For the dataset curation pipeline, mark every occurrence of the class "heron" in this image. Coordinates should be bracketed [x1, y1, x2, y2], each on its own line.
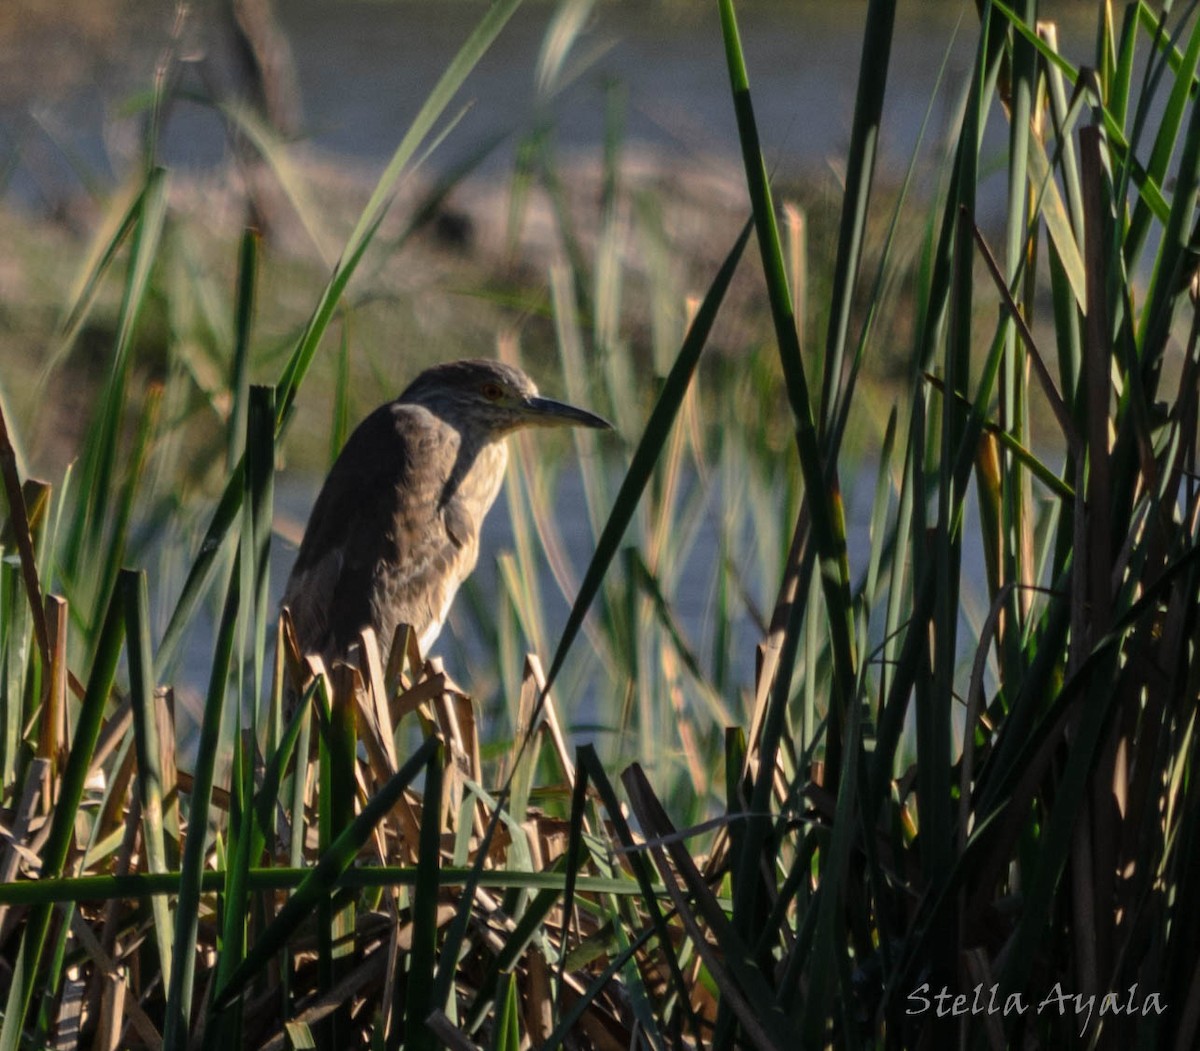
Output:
[282, 359, 610, 681]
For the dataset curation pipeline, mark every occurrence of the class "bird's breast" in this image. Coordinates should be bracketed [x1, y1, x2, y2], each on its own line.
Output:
[370, 435, 509, 656]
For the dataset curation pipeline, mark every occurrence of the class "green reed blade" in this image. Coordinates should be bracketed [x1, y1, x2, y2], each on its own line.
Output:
[50, 180, 145, 379]
[830, 6, 958, 461]
[1123, 3, 1200, 271]
[491, 972, 520, 1051]
[398, 741, 444, 1051]
[818, 0, 896, 435]
[718, 0, 857, 781]
[89, 383, 160, 652]
[227, 229, 258, 470]
[991, 0, 1171, 225]
[62, 168, 168, 589]
[162, 549, 241, 1051]
[122, 568, 174, 986]
[244, 385, 276, 722]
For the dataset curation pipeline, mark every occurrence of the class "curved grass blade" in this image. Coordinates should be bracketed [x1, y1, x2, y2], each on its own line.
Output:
[275, 0, 525, 426]
[46, 179, 144, 382]
[62, 168, 168, 594]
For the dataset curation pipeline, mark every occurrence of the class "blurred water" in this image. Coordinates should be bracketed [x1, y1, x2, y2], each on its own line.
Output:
[2, 1, 1093, 206]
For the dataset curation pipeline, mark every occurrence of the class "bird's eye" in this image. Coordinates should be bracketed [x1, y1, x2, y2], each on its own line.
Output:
[482, 383, 504, 401]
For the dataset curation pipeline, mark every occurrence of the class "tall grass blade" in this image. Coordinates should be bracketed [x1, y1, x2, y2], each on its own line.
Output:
[227, 229, 258, 469]
[62, 167, 168, 595]
[819, 0, 897, 434]
[718, 0, 857, 779]
[0, 402, 50, 671]
[400, 739, 443, 1051]
[122, 569, 174, 986]
[162, 550, 240, 1051]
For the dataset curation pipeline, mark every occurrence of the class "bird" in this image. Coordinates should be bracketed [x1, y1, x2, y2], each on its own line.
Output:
[281, 358, 610, 681]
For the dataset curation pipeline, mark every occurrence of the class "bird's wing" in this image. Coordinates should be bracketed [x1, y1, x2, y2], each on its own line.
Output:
[282, 403, 471, 662]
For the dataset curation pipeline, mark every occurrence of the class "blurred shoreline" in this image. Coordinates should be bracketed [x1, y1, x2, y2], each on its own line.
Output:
[2, 0, 1095, 476]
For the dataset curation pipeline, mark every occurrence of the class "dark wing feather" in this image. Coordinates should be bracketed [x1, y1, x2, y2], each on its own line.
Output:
[283, 402, 417, 659]
[282, 401, 480, 665]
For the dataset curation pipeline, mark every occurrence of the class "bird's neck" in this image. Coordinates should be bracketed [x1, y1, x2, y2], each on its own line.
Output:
[439, 432, 509, 517]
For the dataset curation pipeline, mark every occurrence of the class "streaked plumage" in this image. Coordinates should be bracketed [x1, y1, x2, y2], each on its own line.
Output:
[282, 359, 609, 672]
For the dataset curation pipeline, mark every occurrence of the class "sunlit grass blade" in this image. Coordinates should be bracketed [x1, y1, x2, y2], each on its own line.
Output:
[276, 0, 525, 425]
[1119, 5, 1200, 271]
[218, 104, 341, 264]
[46, 179, 145, 379]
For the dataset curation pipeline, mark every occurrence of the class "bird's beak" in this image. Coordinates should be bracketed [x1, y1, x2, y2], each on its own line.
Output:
[523, 396, 612, 430]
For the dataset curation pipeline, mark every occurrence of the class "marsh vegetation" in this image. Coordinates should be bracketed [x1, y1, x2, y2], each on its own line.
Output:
[1, 0, 1199, 1047]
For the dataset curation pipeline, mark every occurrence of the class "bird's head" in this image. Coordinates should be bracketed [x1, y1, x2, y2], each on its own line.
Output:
[400, 359, 611, 439]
